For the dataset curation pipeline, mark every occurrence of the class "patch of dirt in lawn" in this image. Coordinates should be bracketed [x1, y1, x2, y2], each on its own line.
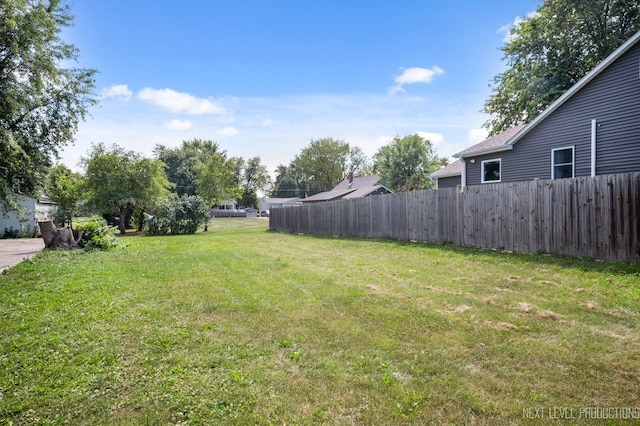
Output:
[442, 304, 471, 314]
[505, 275, 523, 282]
[484, 321, 519, 331]
[539, 310, 564, 320]
[424, 284, 463, 295]
[589, 326, 632, 340]
[365, 284, 413, 301]
[481, 294, 504, 304]
[504, 275, 559, 286]
[535, 280, 559, 286]
[518, 302, 534, 313]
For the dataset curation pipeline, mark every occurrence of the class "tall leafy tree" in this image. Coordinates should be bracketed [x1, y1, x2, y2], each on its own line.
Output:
[347, 146, 373, 177]
[292, 138, 368, 196]
[294, 138, 350, 195]
[271, 164, 301, 198]
[483, 0, 640, 135]
[154, 139, 223, 196]
[83, 143, 170, 234]
[0, 0, 96, 208]
[271, 140, 371, 198]
[237, 156, 271, 208]
[45, 164, 84, 227]
[196, 150, 235, 207]
[373, 134, 447, 191]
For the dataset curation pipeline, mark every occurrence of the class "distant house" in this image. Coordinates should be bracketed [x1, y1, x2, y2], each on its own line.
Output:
[300, 174, 392, 204]
[431, 29, 640, 188]
[211, 199, 243, 217]
[0, 194, 58, 237]
[215, 199, 238, 211]
[431, 126, 525, 188]
[259, 197, 300, 216]
[430, 158, 462, 189]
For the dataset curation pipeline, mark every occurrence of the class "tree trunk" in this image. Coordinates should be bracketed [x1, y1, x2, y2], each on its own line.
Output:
[38, 220, 83, 250]
[118, 209, 127, 234]
[124, 206, 133, 229]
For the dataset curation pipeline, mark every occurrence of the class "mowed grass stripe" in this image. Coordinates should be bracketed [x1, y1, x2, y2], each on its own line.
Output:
[1, 218, 638, 424]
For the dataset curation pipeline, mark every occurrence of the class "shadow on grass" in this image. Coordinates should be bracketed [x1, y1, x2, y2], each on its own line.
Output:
[269, 230, 640, 277]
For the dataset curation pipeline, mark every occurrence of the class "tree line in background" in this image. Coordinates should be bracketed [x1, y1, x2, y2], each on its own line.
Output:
[271, 135, 447, 198]
[3, 0, 640, 234]
[43, 134, 447, 235]
[50, 140, 272, 235]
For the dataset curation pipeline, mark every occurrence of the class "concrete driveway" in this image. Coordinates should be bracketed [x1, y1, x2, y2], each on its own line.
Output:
[0, 238, 45, 273]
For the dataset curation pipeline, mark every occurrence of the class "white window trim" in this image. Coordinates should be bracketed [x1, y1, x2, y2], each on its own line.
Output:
[551, 146, 575, 179]
[481, 158, 502, 183]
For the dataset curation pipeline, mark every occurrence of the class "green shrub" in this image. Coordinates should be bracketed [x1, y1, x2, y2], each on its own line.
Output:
[75, 217, 118, 250]
[2, 226, 37, 239]
[2, 227, 20, 239]
[147, 194, 210, 235]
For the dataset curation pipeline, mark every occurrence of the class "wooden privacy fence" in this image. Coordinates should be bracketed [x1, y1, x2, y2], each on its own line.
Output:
[269, 173, 640, 263]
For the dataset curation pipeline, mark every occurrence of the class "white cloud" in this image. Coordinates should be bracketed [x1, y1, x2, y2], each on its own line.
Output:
[388, 66, 445, 95]
[100, 84, 133, 101]
[165, 119, 192, 130]
[387, 85, 406, 96]
[261, 118, 273, 126]
[498, 12, 538, 42]
[376, 135, 393, 145]
[218, 126, 238, 136]
[467, 127, 488, 143]
[63, 91, 491, 178]
[138, 87, 226, 115]
[395, 66, 445, 85]
[416, 131, 445, 147]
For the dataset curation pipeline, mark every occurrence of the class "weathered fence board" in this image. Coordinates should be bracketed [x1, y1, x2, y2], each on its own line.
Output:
[269, 173, 640, 262]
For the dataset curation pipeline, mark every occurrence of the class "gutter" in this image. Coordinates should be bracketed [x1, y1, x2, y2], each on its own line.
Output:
[431, 171, 462, 179]
[455, 144, 514, 159]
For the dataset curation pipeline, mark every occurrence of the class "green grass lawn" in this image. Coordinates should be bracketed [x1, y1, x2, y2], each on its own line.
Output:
[1, 218, 639, 425]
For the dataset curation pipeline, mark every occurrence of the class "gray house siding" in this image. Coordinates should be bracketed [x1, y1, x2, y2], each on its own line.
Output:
[436, 176, 461, 189]
[465, 40, 640, 186]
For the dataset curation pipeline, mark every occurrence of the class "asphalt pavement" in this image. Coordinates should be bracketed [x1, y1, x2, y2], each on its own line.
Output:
[0, 238, 45, 273]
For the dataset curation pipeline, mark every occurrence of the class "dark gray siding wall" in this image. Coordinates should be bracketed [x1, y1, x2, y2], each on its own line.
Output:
[436, 176, 461, 189]
[466, 41, 640, 186]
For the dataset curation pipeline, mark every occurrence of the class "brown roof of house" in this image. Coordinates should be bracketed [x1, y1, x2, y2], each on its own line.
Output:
[264, 197, 300, 205]
[333, 174, 382, 190]
[430, 159, 462, 178]
[300, 174, 391, 203]
[455, 125, 526, 158]
[300, 189, 355, 203]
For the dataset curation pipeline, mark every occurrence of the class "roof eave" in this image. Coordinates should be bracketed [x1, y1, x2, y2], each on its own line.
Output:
[431, 171, 461, 178]
[455, 144, 513, 159]
[345, 185, 392, 199]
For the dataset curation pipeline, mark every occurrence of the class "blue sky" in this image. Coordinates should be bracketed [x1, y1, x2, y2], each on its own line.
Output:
[60, 0, 538, 176]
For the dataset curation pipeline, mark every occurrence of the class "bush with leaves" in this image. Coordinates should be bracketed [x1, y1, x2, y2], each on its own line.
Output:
[2, 226, 37, 239]
[147, 194, 210, 236]
[75, 218, 118, 250]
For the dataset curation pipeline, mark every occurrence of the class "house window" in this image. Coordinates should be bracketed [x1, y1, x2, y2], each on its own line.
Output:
[552, 146, 574, 179]
[481, 159, 501, 183]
